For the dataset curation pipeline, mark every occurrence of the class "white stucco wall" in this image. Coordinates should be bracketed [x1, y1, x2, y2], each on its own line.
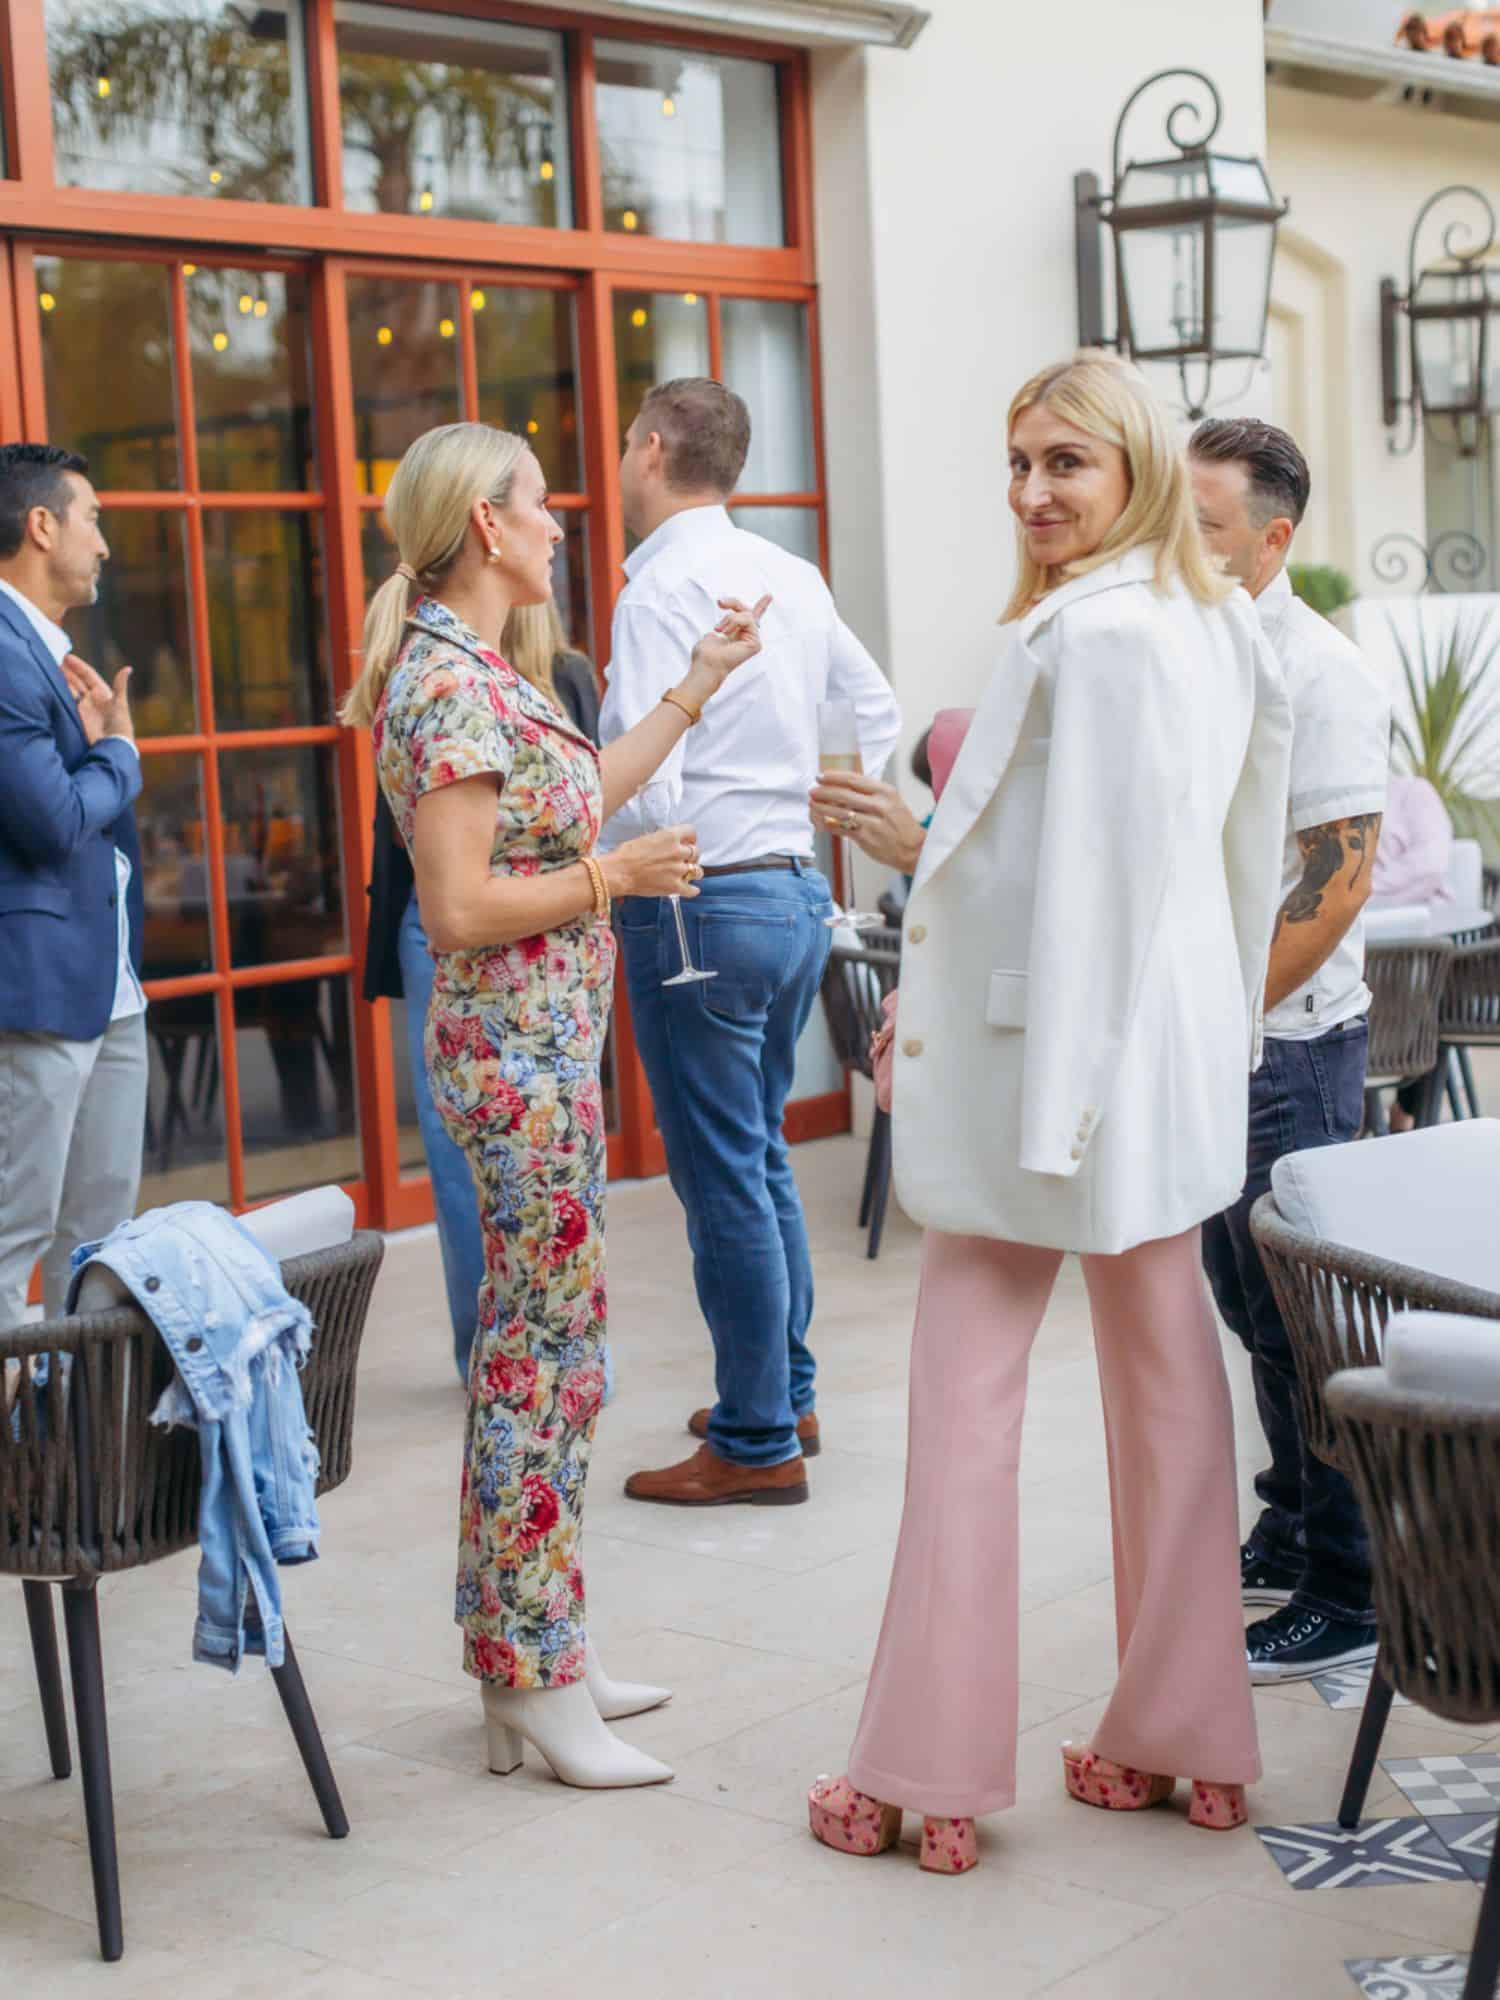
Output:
[1267, 80, 1500, 599]
[809, 0, 1271, 864]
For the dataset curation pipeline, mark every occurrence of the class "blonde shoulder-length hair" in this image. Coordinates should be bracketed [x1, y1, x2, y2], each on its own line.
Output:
[340, 421, 529, 729]
[1000, 349, 1227, 625]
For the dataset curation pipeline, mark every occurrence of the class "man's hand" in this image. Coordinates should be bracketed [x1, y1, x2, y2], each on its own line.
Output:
[62, 654, 134, 747]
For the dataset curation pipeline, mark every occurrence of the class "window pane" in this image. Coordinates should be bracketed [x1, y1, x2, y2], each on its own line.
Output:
[336, 2, 570, 229]
[473, 287, 581, 492]
[46, 0, 312, 204]
[360, 508, 397, 606]
[722, 299, 815, 492]
[613, 292, 709, 438]
[731, 506, 820, 565]
[204, 511, 329, 730]
[67, 512, 196, 737]
[137, 753, 213, 978]
[347, 277, 463, 495]
[596, 40, 783, 246]
[37, 256, 178, 490]
[217, 745, 346, 965]
[189, 268, 314, 492]
[552, 515, 593, 667]
[140, 998, 230, 1208]
[236, 974, 360, 1201]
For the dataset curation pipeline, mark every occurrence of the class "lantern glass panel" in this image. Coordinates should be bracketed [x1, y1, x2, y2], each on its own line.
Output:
[1413, 269, 1487, 416]
[1207, 154, 1274, 206]
[1118, 215, 1208, 358]
[1210, 214, 1277, 355]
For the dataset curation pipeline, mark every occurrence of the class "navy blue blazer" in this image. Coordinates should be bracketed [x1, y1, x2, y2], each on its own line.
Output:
[0, 588, 144, 1040]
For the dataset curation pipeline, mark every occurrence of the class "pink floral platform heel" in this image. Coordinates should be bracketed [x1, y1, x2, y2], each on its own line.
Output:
[1061, 1743, 1247, 1831]
[808, 1775, 978, 1874]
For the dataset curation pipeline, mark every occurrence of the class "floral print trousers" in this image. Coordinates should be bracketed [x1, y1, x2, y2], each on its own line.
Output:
[429, 998, 609, 1689]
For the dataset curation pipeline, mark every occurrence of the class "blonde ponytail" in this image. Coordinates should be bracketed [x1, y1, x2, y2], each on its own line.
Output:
[339, 422, 529, 728]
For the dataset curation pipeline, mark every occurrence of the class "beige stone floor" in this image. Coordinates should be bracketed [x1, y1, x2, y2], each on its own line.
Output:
[0, 1135, 1490, 1998]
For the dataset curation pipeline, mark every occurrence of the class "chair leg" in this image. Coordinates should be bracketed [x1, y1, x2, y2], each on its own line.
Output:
[1446, 1049, 1465, 1123]
[1363, 1085, 1388, 1138]
[23, 1581, 71, 1779]
[857, 1113, 879, 1228]
[1419, 1054, 1449, 1129]
[269, 1631, 349, 1840]
[61, 1581, 123, 1963]
[1460, 1045, 1482, 1119]
[866, 1110, 893, 1261]
[1463, 1835, 1500, 2000]
[1337, 1652, 1396, 1830]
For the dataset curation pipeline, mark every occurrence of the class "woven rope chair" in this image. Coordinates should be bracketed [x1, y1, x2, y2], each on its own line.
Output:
[1327, 1371, 1500, 2000]
[1435, 935, 1500, 1120]
[1250, 1194, 1500, 1832]
[1362, 937, 1455, 1131]
[1, 1230, 384, 1962]
[819, 932, 901, 1258]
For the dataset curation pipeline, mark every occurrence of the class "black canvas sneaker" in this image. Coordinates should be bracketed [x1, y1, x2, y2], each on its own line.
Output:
[1241, 1541, 1301, 1611]
[1245, 1605, 1378, 1684]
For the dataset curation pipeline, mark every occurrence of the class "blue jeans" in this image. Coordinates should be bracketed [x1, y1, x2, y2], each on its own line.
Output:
[1201, 1020, 1375, 1626]
[619, 865, 833, 1468]
[398, 895, 488, 1384]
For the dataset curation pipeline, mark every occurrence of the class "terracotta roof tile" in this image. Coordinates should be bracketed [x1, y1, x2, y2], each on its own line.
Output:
[1397, 8, 1500, 59]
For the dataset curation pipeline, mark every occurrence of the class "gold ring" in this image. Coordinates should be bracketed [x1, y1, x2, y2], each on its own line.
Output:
[842, 813, 858, 832]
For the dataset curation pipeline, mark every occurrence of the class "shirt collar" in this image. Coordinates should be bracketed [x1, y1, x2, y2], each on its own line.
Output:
[0, 577, 71, 665]
[1255, 567, 1295, 632]
[405, 595, 596, 755]
[622, 504, 734, 583]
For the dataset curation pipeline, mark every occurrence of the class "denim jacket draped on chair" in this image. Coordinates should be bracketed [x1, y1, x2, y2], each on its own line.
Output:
[67, 1201, 321, 1672]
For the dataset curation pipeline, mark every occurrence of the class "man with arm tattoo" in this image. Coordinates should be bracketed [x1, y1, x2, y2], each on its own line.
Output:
[1191, 420, 1390, 1684]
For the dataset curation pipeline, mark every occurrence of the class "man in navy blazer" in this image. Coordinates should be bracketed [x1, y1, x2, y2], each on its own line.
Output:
[0, 442, 146, 1329]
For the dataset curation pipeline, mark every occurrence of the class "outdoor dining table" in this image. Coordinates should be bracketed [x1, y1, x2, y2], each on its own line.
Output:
[1364, 903, 1497, 946]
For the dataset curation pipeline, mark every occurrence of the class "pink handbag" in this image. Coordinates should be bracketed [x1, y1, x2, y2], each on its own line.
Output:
[870, 708, 974, 1109]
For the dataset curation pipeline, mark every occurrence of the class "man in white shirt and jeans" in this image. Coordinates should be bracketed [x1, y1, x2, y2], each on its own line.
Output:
[1191, 419, 1390, 1683]
[602, 378, 900, 1506]
[0, 442, 145, 1330]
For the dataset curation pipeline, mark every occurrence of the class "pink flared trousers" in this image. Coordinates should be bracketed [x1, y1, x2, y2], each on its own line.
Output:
[846, 1226, 1260, 1821]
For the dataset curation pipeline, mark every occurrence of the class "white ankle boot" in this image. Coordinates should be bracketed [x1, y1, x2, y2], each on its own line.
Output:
[481, 1680, 673, 1789]
[585, 1640, 673, 1722]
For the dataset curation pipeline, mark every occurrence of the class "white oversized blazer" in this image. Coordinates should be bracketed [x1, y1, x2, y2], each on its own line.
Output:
[891, 545, 1293, 1256]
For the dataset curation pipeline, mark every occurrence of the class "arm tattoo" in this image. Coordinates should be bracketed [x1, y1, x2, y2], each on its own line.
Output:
[1274, 812, 1382, 938]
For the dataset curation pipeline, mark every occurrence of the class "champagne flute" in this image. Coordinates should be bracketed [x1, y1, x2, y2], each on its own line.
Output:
[639, 781, 716, 987]
[816, 699, 882, 932]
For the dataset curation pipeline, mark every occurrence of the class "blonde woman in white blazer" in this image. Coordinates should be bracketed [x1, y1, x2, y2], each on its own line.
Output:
[806, 353, 1293, 1877]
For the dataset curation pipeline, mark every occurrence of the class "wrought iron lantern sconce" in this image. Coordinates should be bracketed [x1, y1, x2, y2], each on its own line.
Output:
[1075, 69, 1287, 420]
[1382, 186, 1500, 459]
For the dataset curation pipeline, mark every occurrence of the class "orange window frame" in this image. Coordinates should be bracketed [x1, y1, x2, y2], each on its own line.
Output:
[0, 0, 848, 1226]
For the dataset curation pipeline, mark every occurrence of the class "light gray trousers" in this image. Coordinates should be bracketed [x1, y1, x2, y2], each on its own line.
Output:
[0, 1012, 149, 1327]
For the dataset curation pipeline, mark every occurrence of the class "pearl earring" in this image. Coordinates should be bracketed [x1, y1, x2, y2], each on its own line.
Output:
[486, 545, 501, 564]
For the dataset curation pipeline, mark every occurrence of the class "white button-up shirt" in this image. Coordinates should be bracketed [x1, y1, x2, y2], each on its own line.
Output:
[599, 506, 902, 864]
[0, 577, 145, 1023]
[1257, 568, 1390, 1041]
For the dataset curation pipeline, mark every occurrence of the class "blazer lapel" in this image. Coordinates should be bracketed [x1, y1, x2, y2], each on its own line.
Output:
[0, 590, 87, 752]
[913, 625, 1042, 895]
[912, 547, 1162, 898]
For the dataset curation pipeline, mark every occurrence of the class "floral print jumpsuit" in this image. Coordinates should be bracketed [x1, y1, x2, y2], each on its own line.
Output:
[374, 598, 614, 1688]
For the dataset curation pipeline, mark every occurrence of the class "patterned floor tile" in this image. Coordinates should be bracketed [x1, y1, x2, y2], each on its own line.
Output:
[1384, 1755, 1500, 1818]
[1425, 1812, 1498, 1884]
[1313, 1666, 1412, 1712]
[1256, 1818, 1467, 1889]
[1346, 1956, 1468, 1999]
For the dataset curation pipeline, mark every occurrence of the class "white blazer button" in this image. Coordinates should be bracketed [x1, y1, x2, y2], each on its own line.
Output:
[902, 1037, 924, 1059]
[908, 924, 927, 944]
[1070, 1144, 1084, 1160]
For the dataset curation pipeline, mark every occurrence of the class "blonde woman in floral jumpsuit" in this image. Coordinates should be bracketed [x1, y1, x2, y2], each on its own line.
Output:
[342, 422, 767, 1789]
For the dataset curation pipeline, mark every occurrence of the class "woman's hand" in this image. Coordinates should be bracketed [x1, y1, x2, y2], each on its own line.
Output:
[809, 771, 927, 875]
[602, 825, 706, 900]
[685, 594, 772, 697]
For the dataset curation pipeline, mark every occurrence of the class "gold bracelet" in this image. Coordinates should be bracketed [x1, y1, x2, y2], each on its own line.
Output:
[581, 854, 610, 919]
[661, 688, 702, 727]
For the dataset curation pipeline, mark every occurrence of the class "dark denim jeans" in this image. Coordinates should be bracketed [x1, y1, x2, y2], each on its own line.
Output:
[1202, 1019, 1376, 1626]
[398, 894, 489, 1384]
[619, 864, 833, 1468]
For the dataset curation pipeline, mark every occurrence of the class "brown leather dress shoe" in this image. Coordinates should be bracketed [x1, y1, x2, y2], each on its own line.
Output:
[688, 1407, 821, 1458]
[625, 1443, 808, 1507]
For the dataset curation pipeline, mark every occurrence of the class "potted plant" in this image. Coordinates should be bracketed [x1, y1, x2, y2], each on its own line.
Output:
[1388, 606, 1500, 863]
[1288, 564, 1357, 620]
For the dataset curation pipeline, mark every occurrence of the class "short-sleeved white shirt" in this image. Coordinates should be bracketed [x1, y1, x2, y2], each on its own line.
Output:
[1258, 569, 1391, 1041]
